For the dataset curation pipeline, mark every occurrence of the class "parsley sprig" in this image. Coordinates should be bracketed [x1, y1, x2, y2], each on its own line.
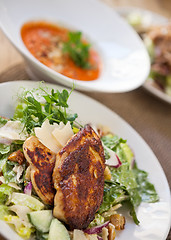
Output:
[63, 31, 91, 69]
[13, 86, 78, 134]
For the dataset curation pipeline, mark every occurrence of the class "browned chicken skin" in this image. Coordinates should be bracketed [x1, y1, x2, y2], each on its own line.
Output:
[53, 125, 105, 229]
[23, 136, 56, 205]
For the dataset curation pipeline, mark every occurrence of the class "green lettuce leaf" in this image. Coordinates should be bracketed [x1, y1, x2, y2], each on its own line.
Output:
[2, 160, 18, 183]
[98, 182, 128, 214]
[102, 134, 126, 153]
[0, 184, 14, 204]
[101, 133, 158, 225]
[0, 141, 24, 184]
[133, 163, 159, 203]
[0, 205, 10, 219]
[0, 144, 10, 155]
[111, 162, 141, 207]
[0, 117, 8, 127]
[89, 213, 104, 227]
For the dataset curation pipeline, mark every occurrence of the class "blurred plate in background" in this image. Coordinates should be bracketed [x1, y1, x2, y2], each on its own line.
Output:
[117, 7, 171, 104]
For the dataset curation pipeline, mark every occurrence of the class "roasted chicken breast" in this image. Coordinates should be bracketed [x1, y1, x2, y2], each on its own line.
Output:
[23, 136, 56, 205]
[53, 125, 105, 229]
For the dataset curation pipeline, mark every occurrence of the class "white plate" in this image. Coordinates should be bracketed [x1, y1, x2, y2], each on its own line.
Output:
[0, 0, 150, 93]
[0, 81, 170, 240]
[116, 7, 171, 104]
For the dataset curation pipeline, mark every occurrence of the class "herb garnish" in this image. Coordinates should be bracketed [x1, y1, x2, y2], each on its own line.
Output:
[63, 31, 91, 69]
[13, 86, 78, 134]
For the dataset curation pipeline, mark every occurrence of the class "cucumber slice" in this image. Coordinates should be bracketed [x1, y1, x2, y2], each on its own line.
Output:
[28, 210, 53, 233]
[10, 193, 44, 211]
[42, 233, 49, 240]
[36, 231, 49, 240]
[48, 218, 70, 240]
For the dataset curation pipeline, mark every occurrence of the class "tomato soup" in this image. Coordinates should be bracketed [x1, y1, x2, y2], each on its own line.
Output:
[21, 21, 101, 81]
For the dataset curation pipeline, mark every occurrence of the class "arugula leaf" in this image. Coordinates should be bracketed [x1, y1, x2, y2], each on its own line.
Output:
[98, 182, 128, 214]
[101, 133, 159, 224]
[102, 134, 140, 206]
[63, 31, 91, 69]
[110, 163, 141, 224]
[13, 87, 78, 134]
[102, 134, 126, 150]
[133, 163, 159, 203]
[102, 134, 127, 162]
[102, 134, 141, 224]
[130, 205, 140, 225]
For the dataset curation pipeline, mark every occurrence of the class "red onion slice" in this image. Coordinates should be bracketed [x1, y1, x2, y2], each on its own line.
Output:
[131, 158, 135, 169]
[84, 221, 110, 234]
[24, 182, 32, 195]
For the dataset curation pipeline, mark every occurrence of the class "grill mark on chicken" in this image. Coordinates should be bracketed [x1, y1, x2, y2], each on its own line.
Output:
[23, 136, 56, 205]
[53, 125, 105, 229]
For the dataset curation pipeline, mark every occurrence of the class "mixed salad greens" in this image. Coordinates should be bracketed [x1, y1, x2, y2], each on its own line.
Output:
[125, 11, 171, 97]
[0, 86, 159, 239]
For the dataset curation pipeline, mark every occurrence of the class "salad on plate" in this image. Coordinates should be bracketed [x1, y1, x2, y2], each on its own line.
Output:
[121, 10, 171, 98]
[0, 84, 159, 240]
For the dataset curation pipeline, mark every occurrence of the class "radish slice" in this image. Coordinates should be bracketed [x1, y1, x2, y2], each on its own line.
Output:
[84, 221, 110, 234]
[104, 145, 122, 168]
[24, 182, 32, 195]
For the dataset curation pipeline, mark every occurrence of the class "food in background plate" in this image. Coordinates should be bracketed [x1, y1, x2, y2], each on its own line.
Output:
[125, 12, 171, 97]
[21, 21, 101, 81]
[0, 85, 159, 239]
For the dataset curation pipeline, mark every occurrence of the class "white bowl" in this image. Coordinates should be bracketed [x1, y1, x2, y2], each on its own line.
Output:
[0, 0, 150, 92]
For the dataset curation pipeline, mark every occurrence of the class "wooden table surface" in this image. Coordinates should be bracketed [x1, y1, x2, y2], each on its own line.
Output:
[0, 1, 171, 240]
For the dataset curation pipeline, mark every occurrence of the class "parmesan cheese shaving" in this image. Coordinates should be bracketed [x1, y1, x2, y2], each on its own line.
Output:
[34, 119, 61, 153]
[52, 122, 73, 146]
[8, 183, 21, 190]
[34, 119, 74, 153]
[0, 121, 27, 141]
